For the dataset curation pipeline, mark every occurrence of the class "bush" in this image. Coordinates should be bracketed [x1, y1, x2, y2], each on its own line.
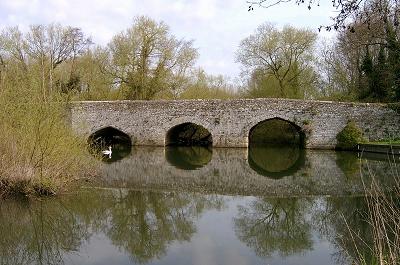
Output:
[336, 121, 365, 150]
[0, 82, 97, 197]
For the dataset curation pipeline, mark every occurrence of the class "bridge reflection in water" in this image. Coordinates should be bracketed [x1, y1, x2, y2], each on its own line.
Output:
[248, 145, 305, 179]
[98, 146, 394, 197]
[165, 146, 212, 170]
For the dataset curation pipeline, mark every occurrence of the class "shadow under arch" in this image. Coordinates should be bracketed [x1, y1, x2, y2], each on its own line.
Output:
[165, 146, 212, 170]
[165, 122, 212, 146]
[247, 118, 306, 178]
[248, 117, 305, 147]
[88, 126, 132, 162]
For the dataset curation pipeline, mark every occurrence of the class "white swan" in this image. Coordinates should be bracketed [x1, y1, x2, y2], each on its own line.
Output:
[102, 146, 112, 158]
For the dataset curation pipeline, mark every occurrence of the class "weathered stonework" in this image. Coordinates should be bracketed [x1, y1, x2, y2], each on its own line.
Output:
[69, 98, 400, 149]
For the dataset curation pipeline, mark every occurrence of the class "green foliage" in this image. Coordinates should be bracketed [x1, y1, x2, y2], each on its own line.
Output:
[336, 121, 365, 150]
[0, 26, 96, 196]
[386, 22, 400, 101]
[318, 1, 400, 103]
[101, 16, 198, 100]
[360, 45, 391, 101]
[178, 68, 235, 100]
[0, 94, 96, 196]
[236, 23, 318, 99]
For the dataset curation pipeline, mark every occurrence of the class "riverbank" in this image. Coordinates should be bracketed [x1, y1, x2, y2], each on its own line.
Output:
[357, 143, 400, 156]
[0, 100, 97, 198]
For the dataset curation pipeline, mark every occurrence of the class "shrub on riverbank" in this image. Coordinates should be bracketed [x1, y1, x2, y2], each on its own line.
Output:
[0, 91, 96, 197]
[336, 121, 365, 150]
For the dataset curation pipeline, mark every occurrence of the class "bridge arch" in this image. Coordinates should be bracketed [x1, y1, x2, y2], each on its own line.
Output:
[163, 117, 213, 146]
[246, 116, 305, 147]
[246, 117, 305, 178]
[165, 122, 212, 146]
[88, 126, 132, 145]
[88, 126, 132, 161]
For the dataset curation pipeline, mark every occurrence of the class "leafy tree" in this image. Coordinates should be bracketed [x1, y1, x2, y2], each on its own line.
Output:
[316, 0, 400, 102]
[236, 23, 318, 99]
[360, 46, 374, 98]
[386, 23, 400, 99]
[179, 68, 235, 99]
[100, 16, 198, 100]
[374, 45, 390, 99]
[316, 40, 359, 100]
[56, 48, 121, 100]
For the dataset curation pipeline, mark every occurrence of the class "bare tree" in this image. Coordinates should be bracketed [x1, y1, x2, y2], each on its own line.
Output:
[25, 24, 92, 97]
[247, 0, 400, 31]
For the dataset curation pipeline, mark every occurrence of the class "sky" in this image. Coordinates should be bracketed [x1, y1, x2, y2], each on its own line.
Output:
[0, 0, 337, 79]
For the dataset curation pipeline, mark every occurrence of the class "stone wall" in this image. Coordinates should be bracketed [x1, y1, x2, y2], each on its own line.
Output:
[69, 98, 400, 149]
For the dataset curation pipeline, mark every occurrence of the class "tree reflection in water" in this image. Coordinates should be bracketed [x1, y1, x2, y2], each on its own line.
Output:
[1, 146, 396, 265]
[233, 195, 383, 264]
[234, 197, 313, 257]
[0, 197, 91, 265]
[105, 190, 223, 263]
[313, 196, 375, 265]
[0, 190, 225, 265]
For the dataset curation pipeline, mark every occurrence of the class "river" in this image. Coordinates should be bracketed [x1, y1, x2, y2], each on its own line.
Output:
[0, 146, 398, 265]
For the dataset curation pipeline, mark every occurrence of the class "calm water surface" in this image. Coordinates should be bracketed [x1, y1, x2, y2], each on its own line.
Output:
[0, 146, 398, 265]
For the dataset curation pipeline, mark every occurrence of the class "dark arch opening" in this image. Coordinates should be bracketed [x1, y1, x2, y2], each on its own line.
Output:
[249, 118, 305, 147]
[166, 123, 212, 146]
[88, 127, 132, 162]
[165, 146, 212, 170]
[248, 118, 305, 178]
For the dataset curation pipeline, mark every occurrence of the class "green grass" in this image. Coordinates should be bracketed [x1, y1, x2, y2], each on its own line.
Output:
[365, 140, 400, 145]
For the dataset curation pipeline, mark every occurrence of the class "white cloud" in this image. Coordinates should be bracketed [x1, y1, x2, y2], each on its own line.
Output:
[0, 0, 337, 78]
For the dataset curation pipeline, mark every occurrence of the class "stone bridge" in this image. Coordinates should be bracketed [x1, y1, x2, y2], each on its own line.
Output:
[69, 98, 400, 149]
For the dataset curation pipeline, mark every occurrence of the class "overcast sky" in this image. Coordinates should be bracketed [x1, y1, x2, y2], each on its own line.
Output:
[0, 0, 337, 79]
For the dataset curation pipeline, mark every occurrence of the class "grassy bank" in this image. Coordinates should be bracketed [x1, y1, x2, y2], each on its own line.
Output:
[366, 140, 400, 145]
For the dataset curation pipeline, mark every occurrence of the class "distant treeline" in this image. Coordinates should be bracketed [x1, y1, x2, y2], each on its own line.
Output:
[0, 1, 399, 103]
